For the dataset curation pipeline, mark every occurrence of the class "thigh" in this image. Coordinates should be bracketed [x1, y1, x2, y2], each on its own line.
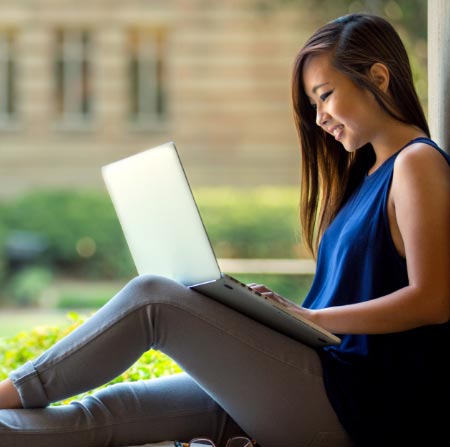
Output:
[128, 276, 352, 447]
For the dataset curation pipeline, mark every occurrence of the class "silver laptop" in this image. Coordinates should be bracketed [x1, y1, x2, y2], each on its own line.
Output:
[101, 142, 340, 348]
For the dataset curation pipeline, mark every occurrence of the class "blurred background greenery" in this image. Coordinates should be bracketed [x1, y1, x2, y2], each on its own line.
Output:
[0, 187, 312, 323]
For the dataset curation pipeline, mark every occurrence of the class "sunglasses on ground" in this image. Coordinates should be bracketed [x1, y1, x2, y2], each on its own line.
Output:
[175, 436, 256, 447]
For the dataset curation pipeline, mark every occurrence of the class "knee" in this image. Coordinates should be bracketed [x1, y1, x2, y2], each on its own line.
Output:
[121, 274, 185, 308]
[128, 274, 181, 294]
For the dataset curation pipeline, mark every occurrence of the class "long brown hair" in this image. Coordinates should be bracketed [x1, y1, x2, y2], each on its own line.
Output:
[292, 13, 429, 257]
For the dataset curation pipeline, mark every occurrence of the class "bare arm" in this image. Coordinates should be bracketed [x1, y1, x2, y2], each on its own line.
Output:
[305, 143, 450, 334]
[249, 144, 450, 335]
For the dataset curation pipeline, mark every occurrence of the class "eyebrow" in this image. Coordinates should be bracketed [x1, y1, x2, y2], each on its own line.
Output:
[312, 82, 330, 94]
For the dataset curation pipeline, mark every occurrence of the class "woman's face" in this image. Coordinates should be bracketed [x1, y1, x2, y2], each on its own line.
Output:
[302, 52, 382, 153]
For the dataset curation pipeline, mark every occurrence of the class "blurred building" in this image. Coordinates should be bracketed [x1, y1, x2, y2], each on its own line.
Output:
[0, 0, 322, 198]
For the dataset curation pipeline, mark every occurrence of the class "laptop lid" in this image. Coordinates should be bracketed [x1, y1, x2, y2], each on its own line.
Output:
[101, 142, 221, 286]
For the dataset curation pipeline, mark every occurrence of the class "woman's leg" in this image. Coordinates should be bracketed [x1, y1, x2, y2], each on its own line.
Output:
[1, 275, 352, 446]
[0, 373, 242, 447]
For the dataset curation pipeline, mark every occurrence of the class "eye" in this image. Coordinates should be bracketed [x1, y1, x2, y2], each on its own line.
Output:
[309, 103, 317, 111]
[319, 90, 333, 102]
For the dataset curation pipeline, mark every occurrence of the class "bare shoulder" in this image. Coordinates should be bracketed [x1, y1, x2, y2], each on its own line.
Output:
[393, 141, 450, 187]
[389, 140, 450, 263]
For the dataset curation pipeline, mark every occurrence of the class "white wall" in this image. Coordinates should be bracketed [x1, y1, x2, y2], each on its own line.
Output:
[428, 0, 450, 153]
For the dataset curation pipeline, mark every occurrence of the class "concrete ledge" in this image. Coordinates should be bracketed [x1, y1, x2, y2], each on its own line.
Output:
[217, 258, 316, 275]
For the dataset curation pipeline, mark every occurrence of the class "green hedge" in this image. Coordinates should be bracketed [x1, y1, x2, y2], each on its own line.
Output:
[0, 187, 306, 281]
[196, 187, 303, 258]
[0, 187, 311, 305]
[0, 190, 135, 279]
[0, 313, 182, 406]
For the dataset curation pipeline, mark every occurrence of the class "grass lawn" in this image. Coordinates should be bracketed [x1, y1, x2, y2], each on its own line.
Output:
[0, 277, 122, 338]
[0, 308, 90, 338]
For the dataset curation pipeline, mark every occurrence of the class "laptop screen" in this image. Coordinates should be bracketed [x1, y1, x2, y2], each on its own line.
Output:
[102, 142, 222, 286]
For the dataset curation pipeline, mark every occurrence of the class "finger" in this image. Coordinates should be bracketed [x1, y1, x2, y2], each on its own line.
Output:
[252, 285, 273, 295]
[247, 283, 267, 291]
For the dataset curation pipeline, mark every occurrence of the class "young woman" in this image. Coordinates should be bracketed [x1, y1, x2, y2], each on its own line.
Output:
[1, 13, 449, 447]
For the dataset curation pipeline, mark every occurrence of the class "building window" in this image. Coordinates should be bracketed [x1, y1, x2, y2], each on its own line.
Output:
[54, 29, 92, 128]
[128, 28, 167, 127]
[0, 30, 17, 126]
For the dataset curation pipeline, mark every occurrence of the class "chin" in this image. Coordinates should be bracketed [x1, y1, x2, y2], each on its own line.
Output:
[342, 140, 366, 153]
[341, 143, 358, 153]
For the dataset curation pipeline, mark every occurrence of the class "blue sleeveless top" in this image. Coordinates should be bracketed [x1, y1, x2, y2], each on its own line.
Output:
[303, 138, 450, 445]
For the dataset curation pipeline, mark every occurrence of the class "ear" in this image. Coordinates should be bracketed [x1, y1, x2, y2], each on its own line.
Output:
[369, 63, 390, 92]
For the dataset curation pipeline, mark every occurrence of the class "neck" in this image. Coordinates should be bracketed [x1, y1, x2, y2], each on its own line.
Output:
[369, 121, 427, 173]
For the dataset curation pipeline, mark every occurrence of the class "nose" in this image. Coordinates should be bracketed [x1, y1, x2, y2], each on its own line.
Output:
[315, 106, 329, 127]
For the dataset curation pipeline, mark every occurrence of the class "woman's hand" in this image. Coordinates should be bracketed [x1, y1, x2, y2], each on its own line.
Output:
[246, 283, 292, 306]
[247, 283, 320, 325]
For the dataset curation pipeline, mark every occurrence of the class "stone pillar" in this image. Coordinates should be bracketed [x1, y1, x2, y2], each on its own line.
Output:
[428, 0, 450, 153]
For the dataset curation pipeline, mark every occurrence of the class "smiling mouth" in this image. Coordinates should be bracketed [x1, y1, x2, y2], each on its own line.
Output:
[330, 125, 344, 140]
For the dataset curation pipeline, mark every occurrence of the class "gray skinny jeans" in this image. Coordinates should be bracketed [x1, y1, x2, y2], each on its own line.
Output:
[1, 275, 352, 447]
